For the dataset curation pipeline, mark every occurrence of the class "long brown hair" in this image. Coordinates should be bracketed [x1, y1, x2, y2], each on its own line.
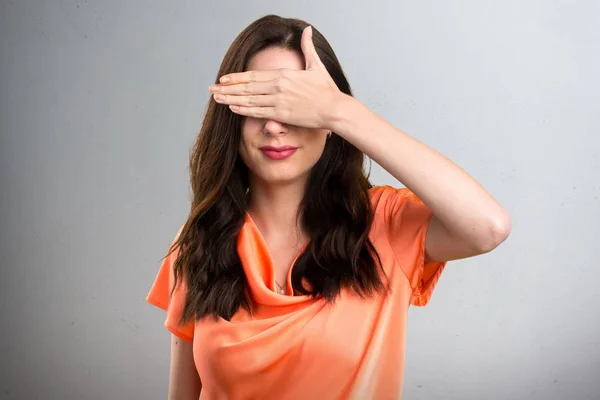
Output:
[169, 14, 387, 322]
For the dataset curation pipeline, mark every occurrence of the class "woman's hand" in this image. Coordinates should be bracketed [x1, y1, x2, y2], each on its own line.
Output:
[208, 26, 342, 130]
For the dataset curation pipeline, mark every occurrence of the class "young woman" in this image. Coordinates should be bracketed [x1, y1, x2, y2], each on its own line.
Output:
[146, 14, 510, 399]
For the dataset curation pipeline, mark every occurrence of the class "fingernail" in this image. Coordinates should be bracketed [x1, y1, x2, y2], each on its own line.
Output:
[209, 85, 219, 92]
[220, 76, 230, 83]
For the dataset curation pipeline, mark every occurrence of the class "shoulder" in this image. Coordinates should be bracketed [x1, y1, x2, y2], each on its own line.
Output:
[368, 185, 433, 234]
[368, 185, 416, 212]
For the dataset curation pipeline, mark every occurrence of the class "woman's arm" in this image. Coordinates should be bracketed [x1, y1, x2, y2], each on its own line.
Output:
[329, 94, 511, 262]
[168, 334, 201, 400]
[211, 26, 511, 262]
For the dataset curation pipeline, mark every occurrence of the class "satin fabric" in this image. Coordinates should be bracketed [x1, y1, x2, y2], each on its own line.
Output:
[146, 185, 446, 399]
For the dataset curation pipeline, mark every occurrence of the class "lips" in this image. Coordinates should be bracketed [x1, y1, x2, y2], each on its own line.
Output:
[259, 145, 298, 160]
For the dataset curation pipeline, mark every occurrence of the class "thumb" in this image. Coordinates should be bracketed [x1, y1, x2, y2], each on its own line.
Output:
[301, 26, 324, 70]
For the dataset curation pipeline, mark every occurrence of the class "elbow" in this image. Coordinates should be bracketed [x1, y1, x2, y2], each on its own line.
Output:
[476, 209, 512, 254]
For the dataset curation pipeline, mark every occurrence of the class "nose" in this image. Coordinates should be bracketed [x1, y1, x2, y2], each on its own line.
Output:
[264, 119, 288, 136]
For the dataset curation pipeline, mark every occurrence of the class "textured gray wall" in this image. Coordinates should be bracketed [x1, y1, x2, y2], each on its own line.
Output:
[1, 1, 598, 399]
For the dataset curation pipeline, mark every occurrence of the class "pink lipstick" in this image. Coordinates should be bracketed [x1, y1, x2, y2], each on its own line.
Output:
[259, 145, 298, 160]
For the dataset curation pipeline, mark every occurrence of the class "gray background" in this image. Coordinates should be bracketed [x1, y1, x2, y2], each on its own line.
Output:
[1, 0, 598, 399]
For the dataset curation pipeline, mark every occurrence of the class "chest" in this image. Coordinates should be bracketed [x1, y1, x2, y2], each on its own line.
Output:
[193, 291, 382, 390]
[264, 237, 306, 283]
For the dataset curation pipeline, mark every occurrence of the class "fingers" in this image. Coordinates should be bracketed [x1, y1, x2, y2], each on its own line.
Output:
[211, 80, 274, 96]
[210, 79, 279, 107]
[213, 93, 276, 107]
[218, 69, 280, 85]
[301, 26, 324, 70]
[228, 105, 276, 119]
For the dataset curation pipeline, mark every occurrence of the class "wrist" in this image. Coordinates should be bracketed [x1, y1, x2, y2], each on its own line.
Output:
[326, 92, 357, 133]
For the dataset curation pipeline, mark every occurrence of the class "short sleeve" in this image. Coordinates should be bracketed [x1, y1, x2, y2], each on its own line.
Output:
[372, 185, 447, 307]
[146, 225, 195, 341]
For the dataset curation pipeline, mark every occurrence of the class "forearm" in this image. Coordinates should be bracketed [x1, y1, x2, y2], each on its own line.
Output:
[169, 335, 202, 400]
[328, 93, 510, 246]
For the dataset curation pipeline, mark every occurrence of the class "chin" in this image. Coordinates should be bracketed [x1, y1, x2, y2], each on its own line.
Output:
[261, 173, 305, 186]
[254, 167, 309, 186]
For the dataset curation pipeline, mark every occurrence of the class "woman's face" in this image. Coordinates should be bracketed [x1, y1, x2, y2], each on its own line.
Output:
[238, 47, 329, 187]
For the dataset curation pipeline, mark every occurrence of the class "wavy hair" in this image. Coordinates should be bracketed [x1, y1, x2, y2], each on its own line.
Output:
[168, 14, 388, 322]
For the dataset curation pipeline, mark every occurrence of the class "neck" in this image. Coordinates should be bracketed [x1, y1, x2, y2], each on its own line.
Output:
[246, 178, 306, 240]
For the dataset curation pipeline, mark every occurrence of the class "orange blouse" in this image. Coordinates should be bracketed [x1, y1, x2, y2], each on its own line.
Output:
[146, 185, 447, 399]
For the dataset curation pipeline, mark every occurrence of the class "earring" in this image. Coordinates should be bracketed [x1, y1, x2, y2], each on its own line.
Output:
[327, 131, 332, 139]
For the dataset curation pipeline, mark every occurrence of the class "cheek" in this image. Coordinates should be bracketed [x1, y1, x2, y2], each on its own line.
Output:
[238, 118, 258, 160]
[239, 119, 277, 180]
[238, 139, 256, 174]
[305, 129, 329, 159]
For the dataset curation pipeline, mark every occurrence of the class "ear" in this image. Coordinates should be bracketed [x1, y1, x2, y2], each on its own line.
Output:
[301, 26, 325, 70]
